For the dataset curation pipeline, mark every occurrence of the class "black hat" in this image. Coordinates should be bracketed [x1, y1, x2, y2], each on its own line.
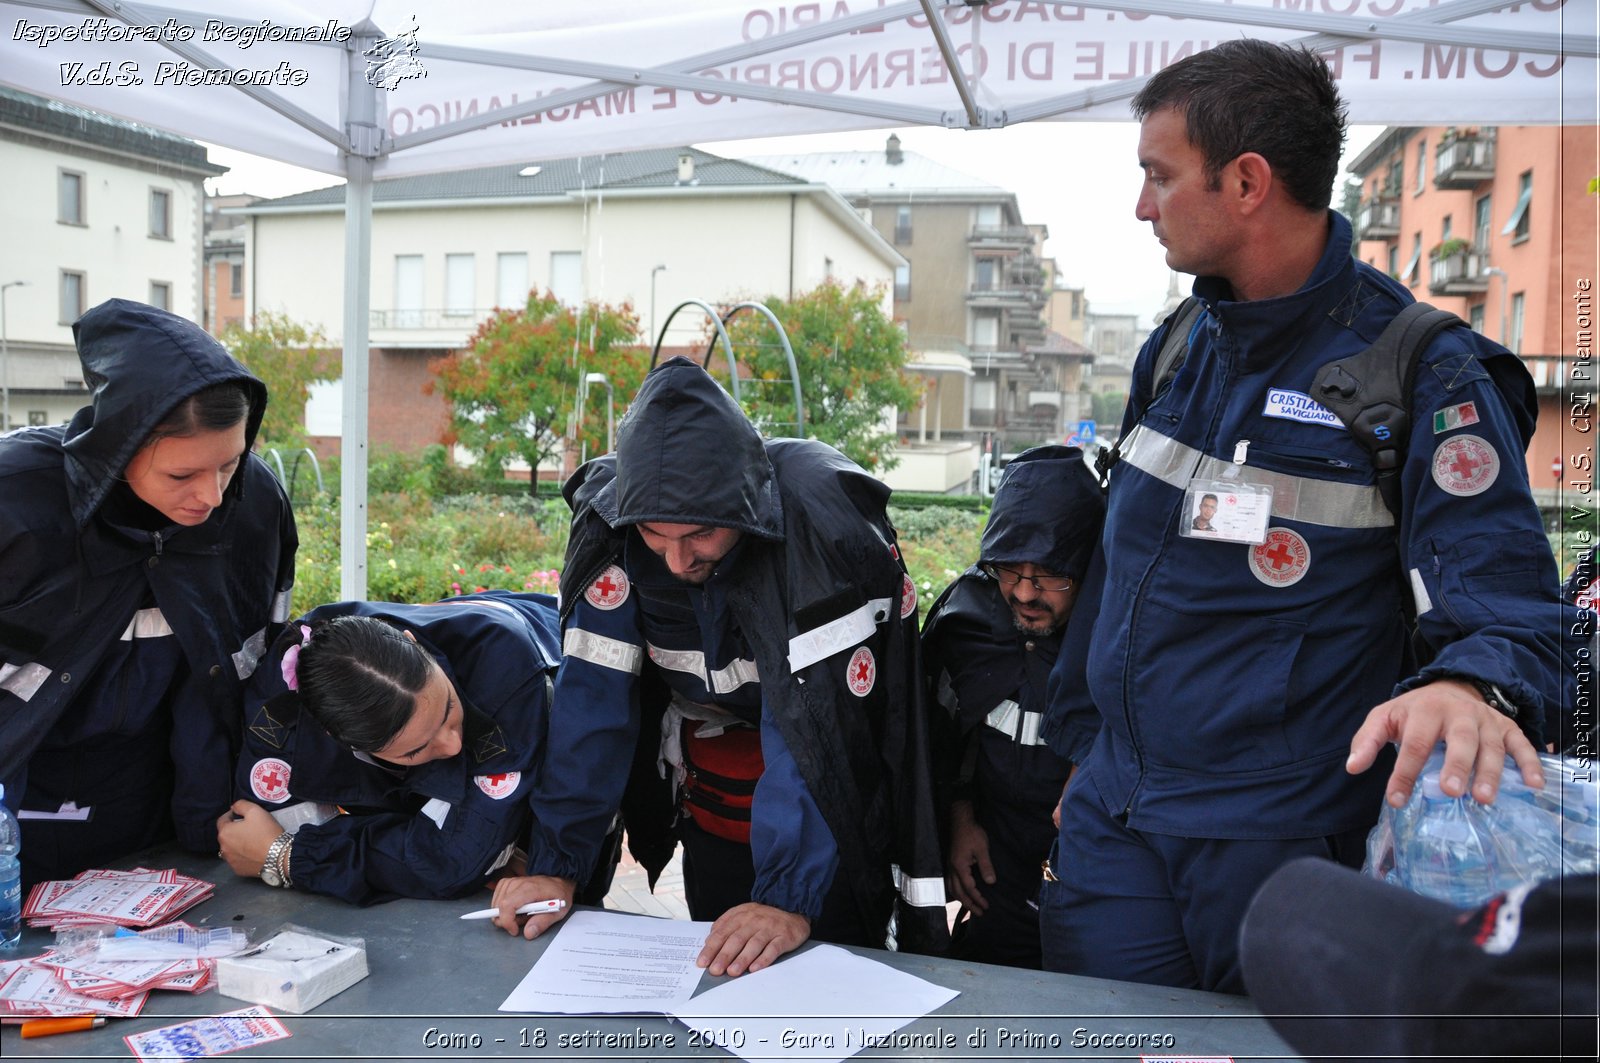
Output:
[1240, 857, 1598, 1062]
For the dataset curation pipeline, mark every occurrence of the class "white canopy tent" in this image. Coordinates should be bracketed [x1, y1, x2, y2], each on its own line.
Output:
[2, 0, 1594, 597]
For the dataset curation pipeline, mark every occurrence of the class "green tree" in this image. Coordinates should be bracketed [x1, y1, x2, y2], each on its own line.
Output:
[428, 292, 649, 482]
[221, 312, 334, 447]
[1091, 390, 1128, 429]
[719, 280, 922, 471]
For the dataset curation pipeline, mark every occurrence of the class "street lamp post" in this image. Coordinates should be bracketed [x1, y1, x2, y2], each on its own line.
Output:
[0, 280, 28, 433]
[649, 264, 667, 349]
[1484, 266, 1510, 348]
[584, 372, 615, 456]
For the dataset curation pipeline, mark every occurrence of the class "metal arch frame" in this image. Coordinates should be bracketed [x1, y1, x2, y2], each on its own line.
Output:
[715, 301, 806, 439]
[652, 298, 743, 403]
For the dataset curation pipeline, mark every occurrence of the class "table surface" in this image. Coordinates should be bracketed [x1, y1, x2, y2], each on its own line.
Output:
[2, 848, 1302, 1061]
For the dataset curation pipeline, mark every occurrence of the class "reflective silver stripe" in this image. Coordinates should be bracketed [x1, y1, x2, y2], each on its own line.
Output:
[270, 588, 293, 623]
[563, 627, 644, 675]
[0, 662, 51, 702]
[647, 644, 759, 694]
[984, 699, 1046, 747]
[891, 864, 947, 908]
[420, 797, 451, 829]
[120, 608, 174, 640]
[1409, 567, 1434, 617]
[1120, 424, 1394, 530]
[787, 596, 895, 672]
[233, 626, 268, 680]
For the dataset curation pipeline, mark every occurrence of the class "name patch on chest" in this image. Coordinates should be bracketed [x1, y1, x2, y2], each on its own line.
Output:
[1262, 389, 1344, 430]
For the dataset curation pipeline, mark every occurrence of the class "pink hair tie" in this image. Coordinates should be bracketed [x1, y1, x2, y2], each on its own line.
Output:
[280, 624, 314, 691]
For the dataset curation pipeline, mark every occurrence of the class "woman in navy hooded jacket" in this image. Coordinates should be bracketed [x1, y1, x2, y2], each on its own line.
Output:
[0, 299, 297, 886]
[217, 593, 562, 905]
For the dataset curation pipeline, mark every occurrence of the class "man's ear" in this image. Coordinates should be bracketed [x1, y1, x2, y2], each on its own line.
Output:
[1229, 152, 1273, 215]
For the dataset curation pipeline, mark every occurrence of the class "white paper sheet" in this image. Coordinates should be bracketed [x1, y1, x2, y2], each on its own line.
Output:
[499, 910, 710, 1014]
[671, 944, 960, 1063]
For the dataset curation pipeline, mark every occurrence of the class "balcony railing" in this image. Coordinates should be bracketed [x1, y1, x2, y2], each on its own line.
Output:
[1434, 129, 1496, 190]
[1428, 247, 1491, 295]
[370, 307, 498, 333]
[1355, 197, 1400, 241]
[968, 224, 1034, 248]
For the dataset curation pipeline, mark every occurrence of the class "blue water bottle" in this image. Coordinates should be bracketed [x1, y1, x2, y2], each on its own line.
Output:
[0, 783, 21, 948]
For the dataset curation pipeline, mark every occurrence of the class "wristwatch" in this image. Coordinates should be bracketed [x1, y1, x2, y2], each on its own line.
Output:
[260, 832, 293, 888]
[1470, 679, 1519, 721]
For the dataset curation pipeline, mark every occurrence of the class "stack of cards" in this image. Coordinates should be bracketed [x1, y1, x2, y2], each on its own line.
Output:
[23, 868, 214, 930]
[0, 922, 219, 1022]
[216, 926, 368, 1014]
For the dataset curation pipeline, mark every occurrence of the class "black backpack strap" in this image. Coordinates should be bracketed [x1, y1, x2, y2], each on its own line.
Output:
[1310, 301, 1463, 520]
[1094, 296, 1203, 488]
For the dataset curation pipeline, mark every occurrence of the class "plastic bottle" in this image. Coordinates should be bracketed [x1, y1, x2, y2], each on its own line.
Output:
[1395, 773, 1494, 907]
[0, 783, 20, 949]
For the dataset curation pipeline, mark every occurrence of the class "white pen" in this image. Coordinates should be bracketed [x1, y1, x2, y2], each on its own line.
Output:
[459, 899, 566, 920]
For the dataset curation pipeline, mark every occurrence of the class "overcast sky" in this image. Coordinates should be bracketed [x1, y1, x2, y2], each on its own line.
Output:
[205, 121, 1384, 328]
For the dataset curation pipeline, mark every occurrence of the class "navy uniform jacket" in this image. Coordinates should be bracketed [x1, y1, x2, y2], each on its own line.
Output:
[237, 593, 560, 905]
[527, 358, 947, 948]
[0, 300, 296, 854]
[1054, 211, 1566, 840]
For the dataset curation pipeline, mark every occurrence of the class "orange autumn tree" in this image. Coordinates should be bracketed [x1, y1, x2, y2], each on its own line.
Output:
[428, 292, 648, 482]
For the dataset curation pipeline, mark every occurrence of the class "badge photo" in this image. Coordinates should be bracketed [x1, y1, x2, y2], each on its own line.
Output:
[250, 757, 292, 803]
[1180, 479, 1273, 545]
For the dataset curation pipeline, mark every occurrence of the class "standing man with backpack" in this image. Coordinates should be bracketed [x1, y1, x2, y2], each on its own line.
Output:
[1038, 39, 1568, 994]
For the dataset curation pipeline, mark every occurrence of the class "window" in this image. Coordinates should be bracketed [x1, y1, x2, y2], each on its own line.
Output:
[1414, 139, 1427, 194]
[148, 281, 170, 311]
[28, 411, 49, 427]
[59, 270, 85, 323]
[1404, 234, 1422, 285]
[1469, 305, 1485, 333]
[1386, 245, 1399, 278]
[1502, 171, 1532, 241]
[394, 254, 424, 327]
[58, 170, 84, 225]
[975, 258, 997, 290]
[975, 203, 1002, 229]
[972, 313, 999, 349]
[149, 188, 171, 239]
[1474, 194, 1493, 250]
[1510, 292, 1525, 354]
[1441, 215, 1453, 242]
[444, 253, 474, 316]
[549, 251, 582, 307]
[230, 263, 243, 298]
[496, 252, 528, 309]
[894, 263, 911, 302]
[894, 205, 912, 245]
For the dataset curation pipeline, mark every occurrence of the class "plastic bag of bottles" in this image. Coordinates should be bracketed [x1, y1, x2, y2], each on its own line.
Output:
[1364, 746, 1600, 907]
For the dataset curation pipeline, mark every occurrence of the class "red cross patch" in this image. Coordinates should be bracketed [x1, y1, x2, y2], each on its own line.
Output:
[900, 573, 918, 619]
[250, 757, 292, 803]
[584, 564, 630, 610]
[1248, 528, 1311, 588]
[475, 771, 520, 799]
[1431, 434, 1499, 497]
[846, 646, 876, 697]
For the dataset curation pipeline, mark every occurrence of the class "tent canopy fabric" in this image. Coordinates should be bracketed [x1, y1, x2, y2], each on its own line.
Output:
[3, 0, 1594, 597]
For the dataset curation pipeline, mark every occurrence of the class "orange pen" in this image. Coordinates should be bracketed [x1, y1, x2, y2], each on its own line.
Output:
[20, 1016, 106, 1038]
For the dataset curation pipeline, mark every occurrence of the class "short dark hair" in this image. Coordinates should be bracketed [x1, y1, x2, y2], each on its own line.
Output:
[1132, 39, 1346, 212]
[1201, 493, 1218, 504]
[294, 615, 433, 753]
[147, 380, 252, 444]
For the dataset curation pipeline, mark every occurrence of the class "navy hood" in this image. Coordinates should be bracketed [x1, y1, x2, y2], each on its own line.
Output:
[980, 445, 1104, 580]
[62, 299, 268, 527]
[607, 356, 783, 540]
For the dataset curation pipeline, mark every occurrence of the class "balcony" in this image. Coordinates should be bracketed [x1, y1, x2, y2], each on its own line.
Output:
[968, 224, 1034, 250]
[1434, 129, 1496, 190]
[1355, 196, 1400, 241]
[369, 307, 497, 347]
[1428, 244, 1491, 295]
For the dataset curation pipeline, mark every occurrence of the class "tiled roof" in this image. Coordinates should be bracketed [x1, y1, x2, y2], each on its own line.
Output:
[1027, 329, 1094, 356]
[740, 149, 1004, 196]
[247, 146, 804, 208]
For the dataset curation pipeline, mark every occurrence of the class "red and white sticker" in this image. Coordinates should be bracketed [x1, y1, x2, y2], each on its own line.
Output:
[474, 771, 520, 799]
[584, 564, 630, 610]
[846, 646, 876, 697]
[899, 573, 918, 619]
[1432, 434, 1499, 496]
[1248, 528, 1311, 588]
[249, 758, 292, 803]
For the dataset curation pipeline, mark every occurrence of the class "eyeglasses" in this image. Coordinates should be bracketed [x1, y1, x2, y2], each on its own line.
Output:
[981, 563, 1074, 593]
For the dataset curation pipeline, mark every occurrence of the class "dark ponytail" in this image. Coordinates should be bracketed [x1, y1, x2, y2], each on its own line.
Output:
[294, 615, 433, 753]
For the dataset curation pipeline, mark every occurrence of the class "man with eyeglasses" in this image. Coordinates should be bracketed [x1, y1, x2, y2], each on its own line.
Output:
[921, 446, 1104, 969]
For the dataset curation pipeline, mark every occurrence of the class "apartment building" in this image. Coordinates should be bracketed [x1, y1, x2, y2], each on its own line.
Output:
[0, 86, 221, 428]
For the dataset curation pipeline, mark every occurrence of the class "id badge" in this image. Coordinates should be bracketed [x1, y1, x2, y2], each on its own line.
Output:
[1180, 480, 1273, 544]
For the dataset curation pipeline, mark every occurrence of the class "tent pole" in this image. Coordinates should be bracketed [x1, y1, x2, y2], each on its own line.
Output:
[339, 31, 380, 601]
